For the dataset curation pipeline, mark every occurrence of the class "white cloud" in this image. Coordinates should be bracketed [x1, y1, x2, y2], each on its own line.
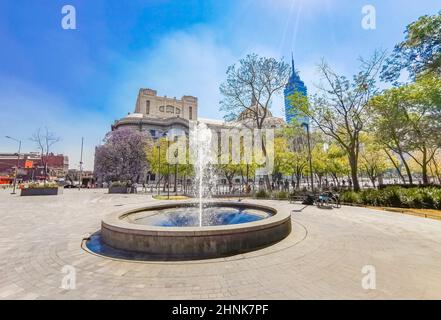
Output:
[112, 26, 237, 120]
[111, 26, 296, 120]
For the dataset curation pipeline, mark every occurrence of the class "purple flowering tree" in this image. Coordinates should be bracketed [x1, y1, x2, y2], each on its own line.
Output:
[94, 128, 152, 183]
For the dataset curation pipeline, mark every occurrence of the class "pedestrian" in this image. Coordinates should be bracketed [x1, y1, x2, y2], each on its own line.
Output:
[133, 182, 138, 194]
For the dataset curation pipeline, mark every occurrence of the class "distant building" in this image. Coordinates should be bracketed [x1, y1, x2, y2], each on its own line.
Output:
[67, 169, 94, 187]
[284, 55, 309, 126]
[0, 152, 69, 181]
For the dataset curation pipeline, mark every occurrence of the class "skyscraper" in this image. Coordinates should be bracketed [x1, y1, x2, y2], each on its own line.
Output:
[284, 55, 309, 126]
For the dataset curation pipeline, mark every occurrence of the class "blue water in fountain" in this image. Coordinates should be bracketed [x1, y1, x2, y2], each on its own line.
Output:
[130, 206, 271, 227]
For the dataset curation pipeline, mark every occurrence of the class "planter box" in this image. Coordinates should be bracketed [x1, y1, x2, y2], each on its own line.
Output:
[108, 186, 129, 194]
[20, 187, 61, 196]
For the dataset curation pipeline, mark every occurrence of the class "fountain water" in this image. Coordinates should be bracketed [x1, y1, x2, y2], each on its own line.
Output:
[190, 121, 217, 226]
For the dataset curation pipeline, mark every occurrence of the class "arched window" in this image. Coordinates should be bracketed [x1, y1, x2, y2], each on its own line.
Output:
[166, 105, 174, 113]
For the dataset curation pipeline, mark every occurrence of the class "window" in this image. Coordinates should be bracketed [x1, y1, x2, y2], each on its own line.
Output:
[146, 101, 150, 114]
[175, 108, 181, 115]
[166, 105, 174, 113]
[159, 105, 165, 112]
[189, 106, 193, 120]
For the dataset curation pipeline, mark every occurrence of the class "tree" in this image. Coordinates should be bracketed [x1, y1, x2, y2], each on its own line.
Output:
[311, 143, 329, 189]
[30, 127, 60, 182]
[381, 11, 441, 83]
[217, 163, 240, 192]
[290, 51, 386, 191]
[370, 73, 441, 184]
[359, 134, 392, 188]
[323, 144, 349, 187]
[428, 150, 441, 184]
[368, 86, 415, 183]
[278, 125, 309, 189]
[94, 128, 152, 183]
[220, 53, 291, 189]
[220, 54, 291, 127]
[146, 137, 194, 192]
[273, 136, 292, 184]
[216, 134, 258, 193]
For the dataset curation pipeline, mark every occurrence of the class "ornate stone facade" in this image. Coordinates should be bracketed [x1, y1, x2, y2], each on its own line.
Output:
[111, 89, 285, 140]
[112, 88, 198, 139]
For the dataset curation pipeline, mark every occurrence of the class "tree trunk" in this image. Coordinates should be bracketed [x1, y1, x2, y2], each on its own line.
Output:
[384, 149, 406, 183]
[398, 152, 413, 184]
[296, 174, 301, 190]
[422, 150, 429, 184]
[348, 152, 360, 191]
[370, 177, 376, 188]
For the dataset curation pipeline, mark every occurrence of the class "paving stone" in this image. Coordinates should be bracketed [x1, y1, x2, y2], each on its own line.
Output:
[1, 189, 441, 299]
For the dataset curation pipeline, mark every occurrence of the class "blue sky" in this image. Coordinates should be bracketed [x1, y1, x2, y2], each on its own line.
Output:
[0, 0, 439, 170]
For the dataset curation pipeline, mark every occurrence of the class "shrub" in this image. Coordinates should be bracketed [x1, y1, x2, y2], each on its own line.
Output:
[22, 182, 58, 189]
[360, 189, 380, 206]
[273, 191, 288, 200]
[255, 189, 269, 199]
[382, 187, 402, 207]
[340, 191, 361, 204]
[341, 186, 441, 210]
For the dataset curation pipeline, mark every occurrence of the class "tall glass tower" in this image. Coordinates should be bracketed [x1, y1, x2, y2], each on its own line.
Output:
[284, 55, 308, 125]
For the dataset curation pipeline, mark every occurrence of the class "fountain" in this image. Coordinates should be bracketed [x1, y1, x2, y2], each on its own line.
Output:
[86, 122, 291, 260]
[189, 121, 217, 226]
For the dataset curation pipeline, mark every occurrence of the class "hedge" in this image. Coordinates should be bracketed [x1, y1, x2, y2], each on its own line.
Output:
[340, 187, 441, 210]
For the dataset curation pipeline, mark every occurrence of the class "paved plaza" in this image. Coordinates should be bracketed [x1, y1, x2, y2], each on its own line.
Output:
[1, 188, 441, 299]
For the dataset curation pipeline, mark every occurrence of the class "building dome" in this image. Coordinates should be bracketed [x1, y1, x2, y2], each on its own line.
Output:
[237, 98, 273, 121]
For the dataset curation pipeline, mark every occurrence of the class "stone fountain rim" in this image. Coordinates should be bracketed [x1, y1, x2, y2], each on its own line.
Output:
[102, 200, 291, 237]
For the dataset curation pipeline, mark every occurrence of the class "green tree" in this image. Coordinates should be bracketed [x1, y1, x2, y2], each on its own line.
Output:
[382, 11, 441, 83]
[359, 134, 392, 188]
[220, 53, 291, 190]
[323, 144, 349, 187]
[370, 74, 441, 184]
[290, 51, 386, 191]
[147, 138, 193, 191]
[311, 143, 329, 189]
[278, 126, 309, 189]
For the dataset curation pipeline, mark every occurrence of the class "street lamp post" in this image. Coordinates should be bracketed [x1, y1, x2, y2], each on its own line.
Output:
[174, 149, 178, 196]
[301, 123, 314, 193]
[157, 144, 161, 196]
[167, 139, 170, 200]
[79, 137, 84, 190]
[6, 136, 22, 195]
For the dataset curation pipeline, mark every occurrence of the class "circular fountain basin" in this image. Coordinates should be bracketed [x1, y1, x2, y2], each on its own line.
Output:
[99, 201, 291, 259]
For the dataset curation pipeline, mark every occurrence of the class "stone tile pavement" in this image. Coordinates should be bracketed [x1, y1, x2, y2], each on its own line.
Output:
[0, 188, 441, 299]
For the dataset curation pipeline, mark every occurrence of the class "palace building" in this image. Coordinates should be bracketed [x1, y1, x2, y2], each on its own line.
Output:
[111, 88, 285, 139]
